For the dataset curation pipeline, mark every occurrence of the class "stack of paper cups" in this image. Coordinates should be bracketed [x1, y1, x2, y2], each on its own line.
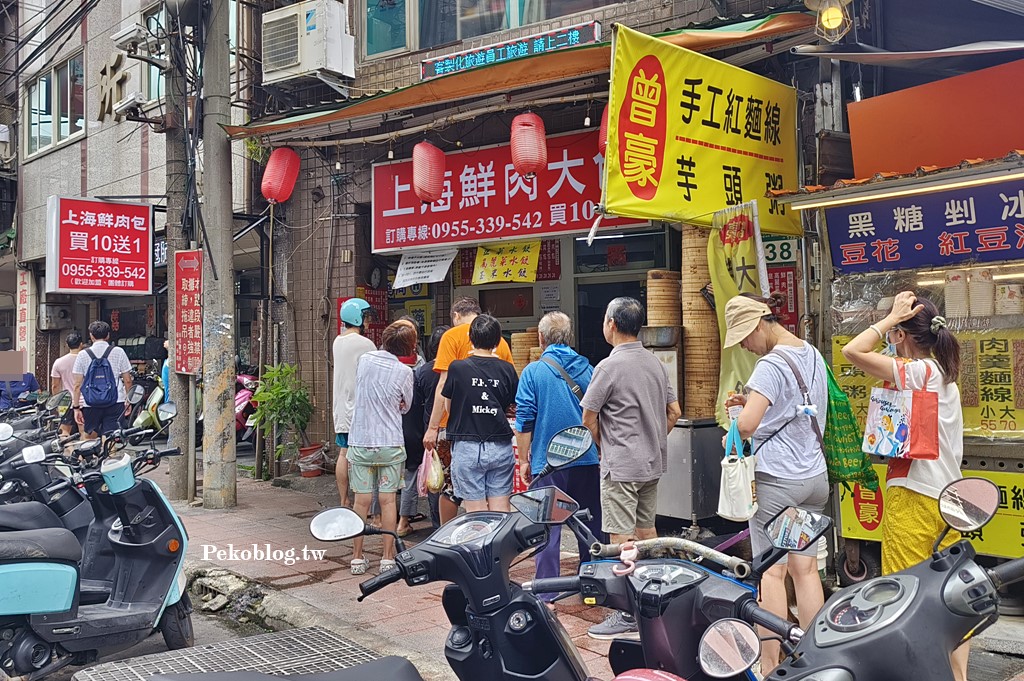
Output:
[996, 284, 1024, 316]
[944, 270, 969, 317]
[969, 269, 995, 316]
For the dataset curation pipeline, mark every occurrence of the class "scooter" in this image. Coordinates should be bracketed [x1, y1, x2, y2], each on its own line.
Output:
[235, 373, 258, 444]
[131, 382, 167, 445]
[0, 403, 193, 680]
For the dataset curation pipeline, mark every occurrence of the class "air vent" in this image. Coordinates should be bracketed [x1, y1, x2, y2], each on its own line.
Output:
[263, 14, 300, 71]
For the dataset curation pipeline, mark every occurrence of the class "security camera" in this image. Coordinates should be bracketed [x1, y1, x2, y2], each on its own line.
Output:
[111, 23, 148, 52]
[114, 92, 146, 116]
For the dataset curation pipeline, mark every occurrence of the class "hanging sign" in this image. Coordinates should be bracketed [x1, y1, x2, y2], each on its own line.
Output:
[173, 250, 203, 375]
[45, 196, 153, 295]
[603, 24, 801, 235]
[471, 241, 542, 285]
[372, 131, 637, 253]
[15, 269, 34, 357]
[392, 249, 458, 290]
[826, 178, 1024, 273]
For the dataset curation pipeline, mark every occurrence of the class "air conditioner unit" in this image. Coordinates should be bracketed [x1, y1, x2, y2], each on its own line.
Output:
[262, 0, 356, 86]
[39, 304, 73, 331]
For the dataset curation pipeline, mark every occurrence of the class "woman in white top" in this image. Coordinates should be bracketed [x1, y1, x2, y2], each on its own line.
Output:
[722, 293, 829, 672]
[841, 291, 966, 681]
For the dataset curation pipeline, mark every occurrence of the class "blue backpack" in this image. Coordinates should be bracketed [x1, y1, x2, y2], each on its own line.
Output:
[82, 347, 118, 407]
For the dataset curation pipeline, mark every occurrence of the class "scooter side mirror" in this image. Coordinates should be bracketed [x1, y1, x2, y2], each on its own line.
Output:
[698, 618, 761, 678]
[765, 506, 832, 552]
[0, 423, 13, 442]
[127, 385, 146, 405]
[22, 445, 47, 464]
[531, 426, 594, 482]
[938, 478, 999, 533]
[309, 508, 365, 541]
[46, 390, 70, 412]
[510, 486, 580, 524]
[157, 402, 178, 422]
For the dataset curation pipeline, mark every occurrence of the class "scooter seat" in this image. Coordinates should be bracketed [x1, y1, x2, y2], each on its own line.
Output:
[0, 528, 82, 563]
[0, 501, 63, 532]
[149, 657, 423, 681]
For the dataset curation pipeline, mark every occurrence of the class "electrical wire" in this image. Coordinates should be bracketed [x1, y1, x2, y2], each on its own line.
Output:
[1, 0, 98, 90]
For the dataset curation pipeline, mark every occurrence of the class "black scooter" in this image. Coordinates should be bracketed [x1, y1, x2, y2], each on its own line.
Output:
[684, 477, 1024, 681]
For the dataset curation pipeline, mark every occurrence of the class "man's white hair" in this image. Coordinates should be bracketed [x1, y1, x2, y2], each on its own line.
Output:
[538, 312, 573, 347]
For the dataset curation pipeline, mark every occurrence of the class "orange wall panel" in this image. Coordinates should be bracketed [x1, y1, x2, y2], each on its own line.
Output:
[848, 58, 1024, 177]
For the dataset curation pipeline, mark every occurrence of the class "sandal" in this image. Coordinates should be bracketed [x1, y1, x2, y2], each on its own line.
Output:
[407, 513, 426, 523]
[397, 526, 413, 538]
[350, 558, 369, 575]
[378, 559, 398, 575]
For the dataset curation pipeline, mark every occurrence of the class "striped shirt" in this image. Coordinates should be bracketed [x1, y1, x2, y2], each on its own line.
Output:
[348, 351, 415, 448]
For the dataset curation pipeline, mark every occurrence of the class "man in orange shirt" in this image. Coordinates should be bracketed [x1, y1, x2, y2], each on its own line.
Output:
[423, 297, 514, 522]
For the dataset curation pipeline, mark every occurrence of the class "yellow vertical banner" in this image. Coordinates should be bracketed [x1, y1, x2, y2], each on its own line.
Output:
[403, 300, 433, 336]
[708, 202, 770, 427]
[472, 241, 541, 285]
[604, 24, 801, 235]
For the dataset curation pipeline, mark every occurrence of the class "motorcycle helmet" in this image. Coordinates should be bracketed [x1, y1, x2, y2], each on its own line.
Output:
[340, 298, 372, 327]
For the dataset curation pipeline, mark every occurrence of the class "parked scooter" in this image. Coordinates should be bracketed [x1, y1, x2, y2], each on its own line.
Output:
[235, 372, 258, 444]
[0, 402, 192, 680]
[0, 392, 73, 463]
[124, 370, 161, 434]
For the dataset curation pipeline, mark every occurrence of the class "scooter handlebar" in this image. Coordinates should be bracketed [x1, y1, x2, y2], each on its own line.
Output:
[591, 538, 753, 579]
[989, 557, 1024, 589]
[357, 568, 403, 601]
[157, 447, 182, 457]
[740, 600, 802, 641]
[523, 576, 582, 595]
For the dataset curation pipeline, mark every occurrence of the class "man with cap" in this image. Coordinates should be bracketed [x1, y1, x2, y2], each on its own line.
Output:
[333, 298, 377, 508]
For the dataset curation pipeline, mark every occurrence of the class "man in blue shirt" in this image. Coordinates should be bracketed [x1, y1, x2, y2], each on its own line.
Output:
[514, 312, 604, 599]
[0, 370, 40, 411]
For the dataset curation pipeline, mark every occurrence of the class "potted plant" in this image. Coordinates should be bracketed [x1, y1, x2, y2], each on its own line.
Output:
[250, 363, 323, 477]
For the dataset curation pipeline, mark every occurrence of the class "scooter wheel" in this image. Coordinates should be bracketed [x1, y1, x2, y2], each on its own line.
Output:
[160, 593, 195, 649]
[837, 547, 882, 586]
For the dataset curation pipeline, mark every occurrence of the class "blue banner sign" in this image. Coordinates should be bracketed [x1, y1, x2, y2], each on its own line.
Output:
[420, 21, 601, 81]
[825, 178, 1024, 273]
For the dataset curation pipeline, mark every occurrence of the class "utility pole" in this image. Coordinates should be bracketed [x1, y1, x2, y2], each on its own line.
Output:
[164, 16, 192, 501]
[201, 0, 236, 507]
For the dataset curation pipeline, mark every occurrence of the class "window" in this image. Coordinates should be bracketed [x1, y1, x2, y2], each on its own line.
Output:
[144, 7, 166, 101]
[25, 54, 83, 155]
[371, 0, 620, 56]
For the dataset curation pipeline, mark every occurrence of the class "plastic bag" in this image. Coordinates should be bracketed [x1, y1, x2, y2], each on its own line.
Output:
[416, 450, 431, 497]
[426, 449, 445, 494]
[718, 419, 757, 522]
[824, 366, 880, 490]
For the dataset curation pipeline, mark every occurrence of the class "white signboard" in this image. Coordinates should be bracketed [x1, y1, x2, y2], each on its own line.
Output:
[392, 249, 459, 290]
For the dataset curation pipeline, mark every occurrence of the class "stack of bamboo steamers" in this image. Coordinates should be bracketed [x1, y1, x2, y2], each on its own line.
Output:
[511, 327, 541, 375]
[646, 270, 682, 326]
[680, 225, 719, 419]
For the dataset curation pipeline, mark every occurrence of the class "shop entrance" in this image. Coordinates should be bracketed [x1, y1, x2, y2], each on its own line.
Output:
[576, 279, 643, 365]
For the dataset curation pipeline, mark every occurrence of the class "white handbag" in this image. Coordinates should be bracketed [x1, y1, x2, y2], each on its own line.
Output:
[717, 419, 757, 522]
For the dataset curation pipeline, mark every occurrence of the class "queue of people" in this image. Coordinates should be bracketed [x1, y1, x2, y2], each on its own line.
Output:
[331, 289, 966, 678]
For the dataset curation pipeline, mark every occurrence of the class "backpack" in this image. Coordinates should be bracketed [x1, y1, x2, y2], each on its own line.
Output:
[82, 347, 119, 407]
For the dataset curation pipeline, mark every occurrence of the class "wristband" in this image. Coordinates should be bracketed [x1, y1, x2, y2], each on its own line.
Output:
[868, 324, 885, 341]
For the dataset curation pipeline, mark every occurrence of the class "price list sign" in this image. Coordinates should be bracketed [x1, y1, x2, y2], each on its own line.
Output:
[45, 196, 153, 295]
[174, 250, 203, 375]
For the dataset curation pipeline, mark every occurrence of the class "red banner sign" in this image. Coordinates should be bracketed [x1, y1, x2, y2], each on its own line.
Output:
[174, 250, 203, 375]
[372, 131, 638, 253]
[765, 265, 800, 334]
[45, 196, 153, 295]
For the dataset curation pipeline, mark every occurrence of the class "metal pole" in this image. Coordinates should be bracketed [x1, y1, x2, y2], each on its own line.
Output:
[187, 374, 196, 502]
[201, 0, 236, 507]
[253, 300, 264, 481]
[164, 14, 191, 500]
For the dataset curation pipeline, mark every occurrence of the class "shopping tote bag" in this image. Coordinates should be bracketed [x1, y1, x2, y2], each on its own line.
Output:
[861, 361, 939, 460]
[718, 419, 757, 522]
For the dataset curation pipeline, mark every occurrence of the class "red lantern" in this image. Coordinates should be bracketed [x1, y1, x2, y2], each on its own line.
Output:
[598, 106, 609, 155]
[261, 147, 301, 204]
[412, 141, 446, 203]
[510, 113, 547, 177]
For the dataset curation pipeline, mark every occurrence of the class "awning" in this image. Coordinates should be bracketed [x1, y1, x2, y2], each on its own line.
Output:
[791, 40, 1024, 68]
[224, 12, 816, 140]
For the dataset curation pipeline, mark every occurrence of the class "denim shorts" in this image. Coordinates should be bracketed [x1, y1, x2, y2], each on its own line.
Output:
[450, 440, 515, 502]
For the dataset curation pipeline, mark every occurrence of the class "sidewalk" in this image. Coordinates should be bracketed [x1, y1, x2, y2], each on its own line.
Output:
[172, 475, 614, 681]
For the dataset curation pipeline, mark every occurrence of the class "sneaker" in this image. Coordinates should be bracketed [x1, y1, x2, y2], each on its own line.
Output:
[587, 611, 640, 641]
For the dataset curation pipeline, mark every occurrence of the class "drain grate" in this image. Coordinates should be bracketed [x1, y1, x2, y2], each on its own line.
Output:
[72, 627, 379, 681]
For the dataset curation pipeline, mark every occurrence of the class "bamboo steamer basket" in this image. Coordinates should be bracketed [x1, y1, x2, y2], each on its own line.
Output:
[680, 224, 719, 419]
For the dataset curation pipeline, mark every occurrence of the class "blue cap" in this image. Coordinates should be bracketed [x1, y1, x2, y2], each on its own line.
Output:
[340, 298, 371, 327]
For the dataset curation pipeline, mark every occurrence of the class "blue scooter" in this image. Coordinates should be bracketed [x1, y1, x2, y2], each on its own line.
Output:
[0, 401, 192, 681]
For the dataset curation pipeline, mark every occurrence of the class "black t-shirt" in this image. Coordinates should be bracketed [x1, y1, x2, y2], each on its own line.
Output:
[403, 361, 440, 470]
[441, 355, 518, 443]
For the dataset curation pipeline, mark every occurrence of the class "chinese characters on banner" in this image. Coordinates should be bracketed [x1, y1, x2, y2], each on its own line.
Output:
[173, 250, 203, 375]
[372, 131, 635, 253]
[831, 329, 1024, 440]
[765, 266, 799, 333]
[472, 241, 542, 285]
[825, 179, 1024, 273]
[456, 240, 560, 286]
[839, 464, 1024, 558]
[391, 249, 458, 290]
[15, 269, 34, 356]
[45, 196, 153, 295]
[603, 25, 801, 235]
